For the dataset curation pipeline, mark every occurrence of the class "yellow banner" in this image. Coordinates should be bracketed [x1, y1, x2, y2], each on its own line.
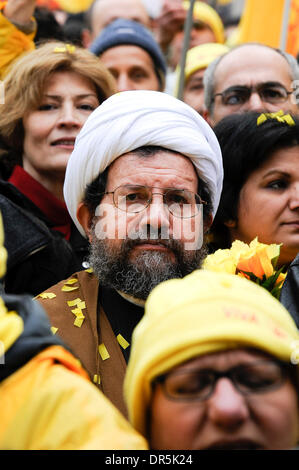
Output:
[36, 0, 93, 13]
[235, 0, 299, 57]
[286, 0, 299, 56]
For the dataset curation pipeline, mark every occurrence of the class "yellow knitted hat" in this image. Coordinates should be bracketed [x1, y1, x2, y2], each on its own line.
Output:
[184, 1, 225, 44]
[124, 269, 299, 436]
[0, 212, 23, 355]
[175, 42, 229, 95]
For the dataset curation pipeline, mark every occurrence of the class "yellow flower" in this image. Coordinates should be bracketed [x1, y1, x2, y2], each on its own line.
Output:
[203, 238, 285, 299]
[237, 246, 273, 279]
[275, 272, 287, 287]
[230, 238, 280, 280]
[249, 238, 280, 265]
[202, 248, 237, 274]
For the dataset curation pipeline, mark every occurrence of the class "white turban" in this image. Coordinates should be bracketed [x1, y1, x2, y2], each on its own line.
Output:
[64, 90, 223, 237]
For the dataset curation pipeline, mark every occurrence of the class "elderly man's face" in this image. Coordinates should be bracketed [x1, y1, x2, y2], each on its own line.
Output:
[149, 349, 299, 450]
[207, 46, 299, 127]
[86, 150, 210, 300]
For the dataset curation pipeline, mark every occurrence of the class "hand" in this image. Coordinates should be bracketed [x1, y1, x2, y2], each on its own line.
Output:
[153, 0, 187, 52]
[4, 0, 36, 26]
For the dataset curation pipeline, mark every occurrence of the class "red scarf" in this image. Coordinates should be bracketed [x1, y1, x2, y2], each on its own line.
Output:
[9, 166, 71, 240]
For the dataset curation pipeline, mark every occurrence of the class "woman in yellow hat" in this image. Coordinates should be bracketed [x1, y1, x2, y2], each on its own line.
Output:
[124, 269, 299, 450]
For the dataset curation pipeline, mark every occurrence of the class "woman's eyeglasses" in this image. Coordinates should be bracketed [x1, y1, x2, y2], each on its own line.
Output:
[154, 360, 287, 401]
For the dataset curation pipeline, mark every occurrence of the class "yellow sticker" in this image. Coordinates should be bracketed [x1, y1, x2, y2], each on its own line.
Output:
[37, 292, 57, 299]
[67, 298, 82, 307]
[98, 343, 110, 361]
[62, 285, 79, 292]
[71, 307, 83, 316]
[74, 317, 84, 328]
[75, 312, 85, 320]
[51, 326, 58, 335]
[117, 334, 130, 350]
[77, 301, 86, 310]
[85, 268, 93, 273]
[65, 278, 78, 285]
[54, 44, 76, 54]
[93, 374, 101, 385]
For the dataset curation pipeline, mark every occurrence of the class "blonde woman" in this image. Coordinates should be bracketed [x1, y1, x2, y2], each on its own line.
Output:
[0, 41, 116, 295]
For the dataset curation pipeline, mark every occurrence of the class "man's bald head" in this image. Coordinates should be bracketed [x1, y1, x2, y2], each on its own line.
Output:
[86, 0, 150, 42]
[203, 43, 299, 126]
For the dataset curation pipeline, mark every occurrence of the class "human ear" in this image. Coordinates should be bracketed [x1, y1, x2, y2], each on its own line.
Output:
[203, 213, 213, 233]
[77, 203, 93, 242]
[81, 28, 92, 49]
[224, 219, 237, 228]
[202, 109, 215, 127]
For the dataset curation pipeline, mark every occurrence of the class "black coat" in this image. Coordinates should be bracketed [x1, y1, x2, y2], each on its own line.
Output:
[280, 253, 299, 328]
[0, 179, 89, 296]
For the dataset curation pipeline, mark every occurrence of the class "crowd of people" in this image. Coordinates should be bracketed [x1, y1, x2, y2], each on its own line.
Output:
[1, 0, 299, 452]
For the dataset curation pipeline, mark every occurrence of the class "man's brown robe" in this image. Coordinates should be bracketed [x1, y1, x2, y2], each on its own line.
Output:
[37, 270, 128, 417]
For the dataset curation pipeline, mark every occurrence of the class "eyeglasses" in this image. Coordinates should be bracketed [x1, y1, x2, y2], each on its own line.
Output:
[102, 185, 207, 218]
[213, 83, 293, 108]
[154, 360, 287, 401]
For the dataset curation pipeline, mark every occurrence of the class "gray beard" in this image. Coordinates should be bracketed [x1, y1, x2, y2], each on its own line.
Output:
[88, 227, 208, 301]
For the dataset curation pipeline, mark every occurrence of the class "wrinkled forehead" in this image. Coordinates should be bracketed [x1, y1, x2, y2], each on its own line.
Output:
[106, 149, 198, 184]
[214, 46, 292, 92]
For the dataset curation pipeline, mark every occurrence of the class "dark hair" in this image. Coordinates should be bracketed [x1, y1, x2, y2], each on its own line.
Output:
[34, 7, 65, 44]
[83, 145, 212, 221]
[63, 13, 86, 46]
[211, 111, 299, 248]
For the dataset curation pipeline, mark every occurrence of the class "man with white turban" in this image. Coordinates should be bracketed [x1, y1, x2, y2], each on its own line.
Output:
[37, 90, 223, 417]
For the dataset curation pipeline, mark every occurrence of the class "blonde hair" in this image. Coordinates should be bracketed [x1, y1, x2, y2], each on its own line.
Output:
[0, 41, 117, 153]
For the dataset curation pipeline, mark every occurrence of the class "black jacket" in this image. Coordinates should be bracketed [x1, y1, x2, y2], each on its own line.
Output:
[280, 253, 299, 328]
[0, 179, 89, 296]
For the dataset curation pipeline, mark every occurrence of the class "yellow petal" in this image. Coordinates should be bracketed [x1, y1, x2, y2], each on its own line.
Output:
[275, 272, 287, 286]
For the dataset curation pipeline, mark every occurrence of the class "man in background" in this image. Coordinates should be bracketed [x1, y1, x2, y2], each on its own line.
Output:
[203, 43, 299, 127]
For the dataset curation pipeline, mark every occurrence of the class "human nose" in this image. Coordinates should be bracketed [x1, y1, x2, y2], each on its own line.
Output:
[244, 90, 264, 112]
[57, 103, 82, 128]
[207, 378, 249, 430]
[117, 73, 134, 92]
[139, 192, 171, 235]
[288, 183, 299, 210]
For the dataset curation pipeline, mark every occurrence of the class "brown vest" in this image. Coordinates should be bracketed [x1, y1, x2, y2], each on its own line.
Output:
[36, 270, 128, 417]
